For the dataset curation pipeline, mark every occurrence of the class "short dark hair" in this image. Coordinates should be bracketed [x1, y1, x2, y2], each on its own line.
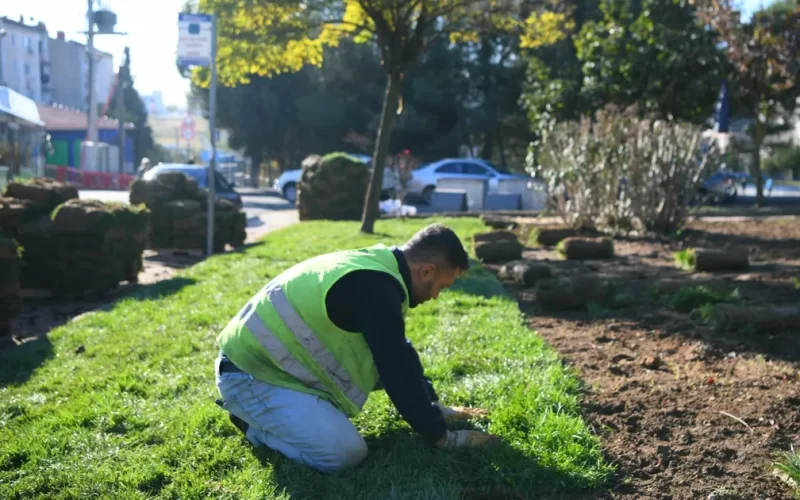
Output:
[401, 223, 470, 271]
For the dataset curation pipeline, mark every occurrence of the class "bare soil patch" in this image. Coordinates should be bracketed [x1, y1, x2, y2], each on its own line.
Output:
[497, 219, 800, 499]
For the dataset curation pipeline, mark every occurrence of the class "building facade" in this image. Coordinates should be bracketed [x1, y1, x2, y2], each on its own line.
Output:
[49, 31, 114, 113]
[0, 17, 49, 103]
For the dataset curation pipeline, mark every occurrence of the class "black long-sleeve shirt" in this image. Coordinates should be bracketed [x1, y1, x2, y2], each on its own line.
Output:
[324, 247, 447, 445]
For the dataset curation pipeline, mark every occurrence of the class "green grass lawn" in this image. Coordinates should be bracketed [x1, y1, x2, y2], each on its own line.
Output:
[0, 218, 612, 499]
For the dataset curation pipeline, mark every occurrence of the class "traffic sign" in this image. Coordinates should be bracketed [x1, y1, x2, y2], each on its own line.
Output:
[177, 14, 213, 67]
[180, 115, 195, 142]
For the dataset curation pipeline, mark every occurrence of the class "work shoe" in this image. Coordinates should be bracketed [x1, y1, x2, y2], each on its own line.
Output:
[215, 399, 249, 436]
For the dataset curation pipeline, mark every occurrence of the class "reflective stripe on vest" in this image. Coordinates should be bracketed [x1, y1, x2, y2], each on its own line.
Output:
[242, 283, 368, 409]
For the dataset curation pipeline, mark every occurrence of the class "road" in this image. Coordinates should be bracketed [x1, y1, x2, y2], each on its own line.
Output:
[79, 188, 298, 240]
[728, 183, 800, 206]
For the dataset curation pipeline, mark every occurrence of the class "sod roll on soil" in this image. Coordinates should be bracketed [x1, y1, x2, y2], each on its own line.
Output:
[557, 237, 615, 260]
[129, 173, 246, 251]
[3, 178, 79, 213]
[0, 179, 79, 289]
[0, 234, 22, 335]
[693, 249, 750, 272]
[49, 199, 150, 297]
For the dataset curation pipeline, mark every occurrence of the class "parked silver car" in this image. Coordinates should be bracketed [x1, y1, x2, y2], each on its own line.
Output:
[408, 158, 531, 202]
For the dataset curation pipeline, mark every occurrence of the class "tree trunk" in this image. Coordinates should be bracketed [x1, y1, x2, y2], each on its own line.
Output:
[360, 71, 404, 234]
[497, 122, 507, 168]
[480, 40, 495, 160]
[250, 150, 262, 188]
[752, 102, 767, 207]
[752, 146, 764, 206]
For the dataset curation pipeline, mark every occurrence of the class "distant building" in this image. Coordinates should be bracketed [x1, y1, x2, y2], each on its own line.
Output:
[0, 16, 50, 103]
[37, 103, 134, 171]
[142, 91, 167, 116]
[0, 16, 114, 112]
[49, 31, 114, 113]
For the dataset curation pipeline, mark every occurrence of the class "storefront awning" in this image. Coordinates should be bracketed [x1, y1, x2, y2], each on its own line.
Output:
[0, 86, 45, 127]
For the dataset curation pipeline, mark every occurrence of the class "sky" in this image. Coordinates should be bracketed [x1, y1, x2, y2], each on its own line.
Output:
[0, 0, 778, 111]
[2, 0, 189, 108]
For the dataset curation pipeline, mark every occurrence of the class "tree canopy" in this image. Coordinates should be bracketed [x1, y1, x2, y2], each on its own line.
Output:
[192, 0, 553, 231]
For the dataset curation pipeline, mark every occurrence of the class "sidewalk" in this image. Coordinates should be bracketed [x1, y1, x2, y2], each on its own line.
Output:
[235, 186, 282, 196]
[245, 207, 299, 243]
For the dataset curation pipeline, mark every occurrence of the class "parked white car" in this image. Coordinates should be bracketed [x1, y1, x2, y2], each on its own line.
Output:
[274, 154, 399, 204]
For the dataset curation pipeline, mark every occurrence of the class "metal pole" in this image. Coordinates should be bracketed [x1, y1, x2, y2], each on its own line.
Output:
[206, 14, 217, 256]
[117, 60, 125, 174]
[86, 0, 96, 143]
[0, 23, 6, 86]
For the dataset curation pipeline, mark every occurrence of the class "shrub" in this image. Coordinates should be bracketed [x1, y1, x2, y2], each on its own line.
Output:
[763, 146, 800, 177]
[529, 105, 719, 234]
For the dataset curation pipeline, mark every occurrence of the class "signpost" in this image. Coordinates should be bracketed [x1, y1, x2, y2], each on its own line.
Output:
[180, 114, 195, 148]
[178, 13, 217, 256]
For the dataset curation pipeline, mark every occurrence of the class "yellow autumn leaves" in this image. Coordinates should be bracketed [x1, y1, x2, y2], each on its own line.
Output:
[193, 0, 573, 88]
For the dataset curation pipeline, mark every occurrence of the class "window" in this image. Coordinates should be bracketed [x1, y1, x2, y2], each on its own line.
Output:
[485, 161, 511, 174]
[24, 63, 31, 75]
[434, 163, 462, 174]
[463, 163, 490, 176]
[216, 174, 234, 192]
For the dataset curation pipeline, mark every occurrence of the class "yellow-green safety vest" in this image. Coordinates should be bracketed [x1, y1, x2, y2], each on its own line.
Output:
[216, 244, 410, 417]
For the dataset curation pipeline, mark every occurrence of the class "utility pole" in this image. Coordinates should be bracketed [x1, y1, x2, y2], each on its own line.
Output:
[206, 14, 218, 256]
[117, 47, 128, 173]
[177, 12, 216, 255]
[86, 0, 97, 143]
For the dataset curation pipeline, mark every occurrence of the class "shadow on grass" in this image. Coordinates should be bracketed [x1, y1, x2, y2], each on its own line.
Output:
[124, 277, 197, 302]
[1, 277, 197, 387]
[243, 429, 605, 499]
[0, 333, 53, 387]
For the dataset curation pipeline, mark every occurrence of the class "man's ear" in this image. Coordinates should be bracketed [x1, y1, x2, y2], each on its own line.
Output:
[420, 263, 437, 279]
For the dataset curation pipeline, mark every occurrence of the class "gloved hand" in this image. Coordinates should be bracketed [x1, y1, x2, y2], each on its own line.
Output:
[434, 402, 489, 423]
[435, 429, 499, 449]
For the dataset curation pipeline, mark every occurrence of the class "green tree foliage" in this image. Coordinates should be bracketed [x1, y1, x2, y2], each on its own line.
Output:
[106, 48, 162, 166]
[194, 0, 540, 232]
[189, 35, 533, 186]
[523, 0, 723, 135]
[521, 1, 599, 132]
[695, 0, 800, 204]
[574, 0, 724, 123]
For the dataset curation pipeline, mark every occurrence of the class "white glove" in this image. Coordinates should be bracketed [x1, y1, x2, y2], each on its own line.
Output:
[434, 402, 490, 422]
[435, 429, 499, 449]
